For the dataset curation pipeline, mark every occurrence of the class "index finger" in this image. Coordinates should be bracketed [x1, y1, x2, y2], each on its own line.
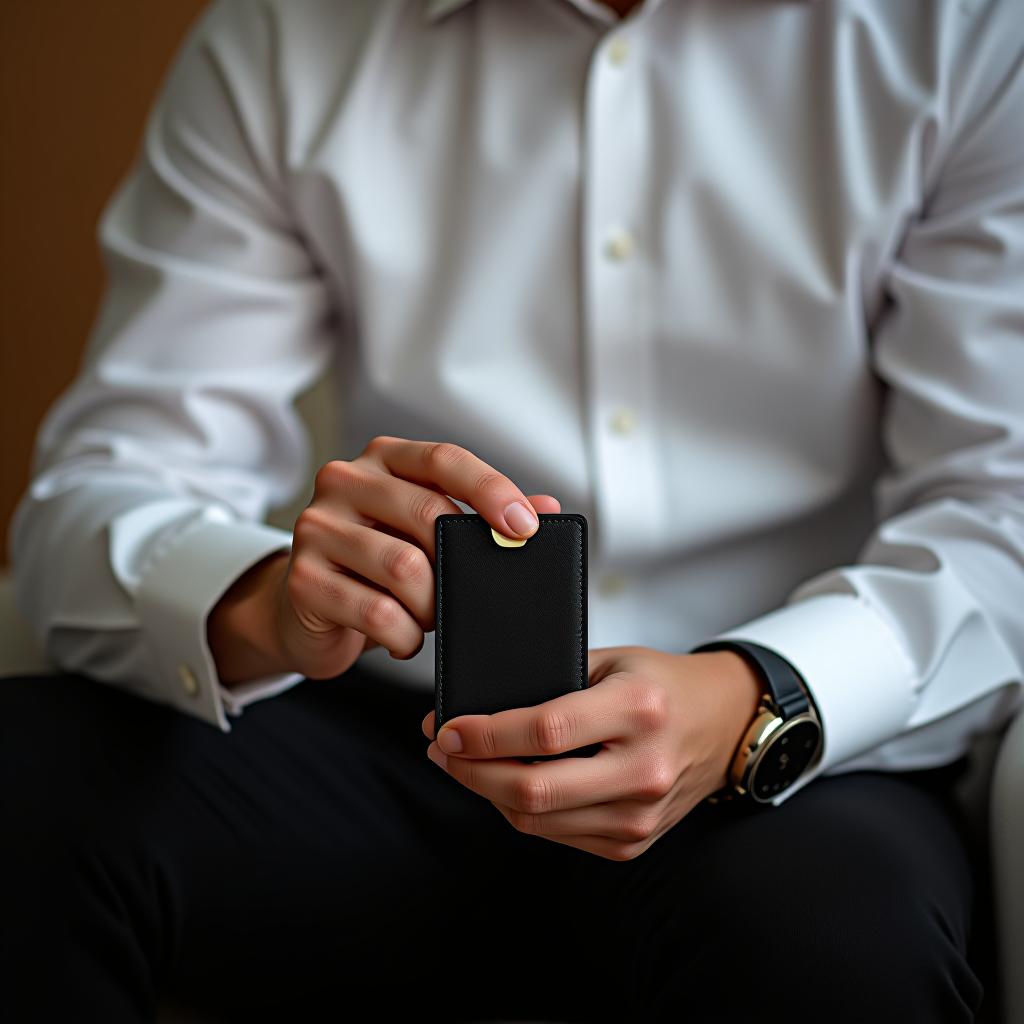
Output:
[436, 682, 623, 759]
[364, 436, 541, 540]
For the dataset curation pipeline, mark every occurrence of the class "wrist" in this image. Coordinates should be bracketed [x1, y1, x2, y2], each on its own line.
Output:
[692, 640, 823, 803]
[693, 650, 766, 793]
[207, 549, 291, 686]
[714, 649, 766, 730]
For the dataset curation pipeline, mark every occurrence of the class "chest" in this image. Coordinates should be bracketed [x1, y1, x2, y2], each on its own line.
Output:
[289, 1, 955, 363]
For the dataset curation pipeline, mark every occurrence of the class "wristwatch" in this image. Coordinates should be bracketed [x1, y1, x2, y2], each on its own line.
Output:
[690, 639, 823, 804]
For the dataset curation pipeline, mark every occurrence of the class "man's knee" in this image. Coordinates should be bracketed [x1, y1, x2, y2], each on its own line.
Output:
[638, 774, 983, 1022]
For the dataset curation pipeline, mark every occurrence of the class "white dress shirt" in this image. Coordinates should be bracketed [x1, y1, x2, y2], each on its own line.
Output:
[9, 0, 1024, 800]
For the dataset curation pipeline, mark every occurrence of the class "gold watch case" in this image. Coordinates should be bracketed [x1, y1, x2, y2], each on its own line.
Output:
[724, 699, 822, 805]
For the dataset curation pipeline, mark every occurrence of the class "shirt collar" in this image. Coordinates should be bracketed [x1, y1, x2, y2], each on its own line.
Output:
[424, 0, 473, 19]
[425, 0, 809, 20]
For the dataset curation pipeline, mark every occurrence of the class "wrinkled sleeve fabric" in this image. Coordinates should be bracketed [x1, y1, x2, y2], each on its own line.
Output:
[6, 0, 336, 730]
[696, 17, 1024, 796]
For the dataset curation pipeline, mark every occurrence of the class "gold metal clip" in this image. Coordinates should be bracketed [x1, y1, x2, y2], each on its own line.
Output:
[491, 526, 527, 548]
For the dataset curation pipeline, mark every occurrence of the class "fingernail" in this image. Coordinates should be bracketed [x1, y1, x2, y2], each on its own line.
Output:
[438, 728, 463, 754]
[504, 501, 538, 537]
[427, 745, 449, 771]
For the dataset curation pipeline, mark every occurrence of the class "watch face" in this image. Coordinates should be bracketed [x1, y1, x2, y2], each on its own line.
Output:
[748, 716, 821, 803]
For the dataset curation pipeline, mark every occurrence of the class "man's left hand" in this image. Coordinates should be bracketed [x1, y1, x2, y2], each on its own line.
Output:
[421, 645, 763, 861]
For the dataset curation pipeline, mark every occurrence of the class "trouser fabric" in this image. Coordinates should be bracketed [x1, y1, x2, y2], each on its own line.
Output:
[0, 665, 986, 1023]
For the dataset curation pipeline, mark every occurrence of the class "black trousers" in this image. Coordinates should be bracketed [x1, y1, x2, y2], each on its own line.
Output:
[0, 664, 986, 1023]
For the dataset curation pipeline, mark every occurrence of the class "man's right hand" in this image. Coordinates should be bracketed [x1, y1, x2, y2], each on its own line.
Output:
[207, 435, 561, 685]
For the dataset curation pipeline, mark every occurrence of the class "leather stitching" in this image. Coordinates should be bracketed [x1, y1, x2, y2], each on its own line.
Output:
[436, 516, 585, 728]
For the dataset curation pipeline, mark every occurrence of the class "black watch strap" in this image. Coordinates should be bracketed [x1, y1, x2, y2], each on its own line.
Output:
[690, 639, 810, 720]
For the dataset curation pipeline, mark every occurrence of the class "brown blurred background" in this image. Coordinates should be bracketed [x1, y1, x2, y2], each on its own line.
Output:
[0, 1, 210, 567]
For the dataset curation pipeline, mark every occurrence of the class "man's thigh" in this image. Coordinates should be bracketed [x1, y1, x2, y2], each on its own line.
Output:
[0, 666, 596, 1021]
[0, 668, 984, 1023]
[590, 769, 983, 1023]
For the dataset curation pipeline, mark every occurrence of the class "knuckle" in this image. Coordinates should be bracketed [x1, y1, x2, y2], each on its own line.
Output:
[291, 509, 319, 547]
[532, 710, 575, 754]
[630, 685, 671, 734]
[362, 593, 401, 631]
[292, 506, 338, 547]
[288, 556, 349, 610]
[286, 554, 317, 593]
[313, 459, 354, 495]
[514, 776, 554, 815]
[424, 441, 468, 471]
[472, 471, 509, 504]
[635, 759, 674, 801]
[621, 815, 658, 843]
[386, 544, 429, 585]
[508, 810, 544, 836]
[364, 434, 397, 455]
[478, 724, 498, 757]
[409, 490, 449, 532]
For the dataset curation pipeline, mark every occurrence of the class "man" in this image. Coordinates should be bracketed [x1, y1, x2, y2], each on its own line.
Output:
[3, 0, 1021, 1019]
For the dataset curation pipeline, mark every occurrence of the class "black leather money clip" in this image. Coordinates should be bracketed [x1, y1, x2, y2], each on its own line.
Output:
[434, 513, 597, 760]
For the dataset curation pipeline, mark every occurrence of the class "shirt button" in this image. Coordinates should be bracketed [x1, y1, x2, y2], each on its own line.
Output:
[609, 407, 637, 436]
[178, 663, 200, 697]
[607, 36, 630, 67]
[599, 573, 626, 596]
[604, 229, 635, 262]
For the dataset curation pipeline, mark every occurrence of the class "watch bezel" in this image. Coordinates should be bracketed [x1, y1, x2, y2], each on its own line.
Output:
[734, 709, 822, 804]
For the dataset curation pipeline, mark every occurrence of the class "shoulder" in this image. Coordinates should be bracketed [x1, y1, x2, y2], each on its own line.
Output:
[199, 0, 420, 57]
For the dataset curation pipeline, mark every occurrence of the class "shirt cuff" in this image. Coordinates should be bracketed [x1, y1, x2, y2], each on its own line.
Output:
[706, 592, 918, 802]
[135, 515, 302, 731]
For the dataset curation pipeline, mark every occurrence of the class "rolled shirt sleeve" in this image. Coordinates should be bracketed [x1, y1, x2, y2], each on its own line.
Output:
[701, 15, 1024, 795]
[7, 0, 334, 729]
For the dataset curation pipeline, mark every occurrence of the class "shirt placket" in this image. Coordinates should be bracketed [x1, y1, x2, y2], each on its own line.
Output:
[581, 19, 666, 566]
